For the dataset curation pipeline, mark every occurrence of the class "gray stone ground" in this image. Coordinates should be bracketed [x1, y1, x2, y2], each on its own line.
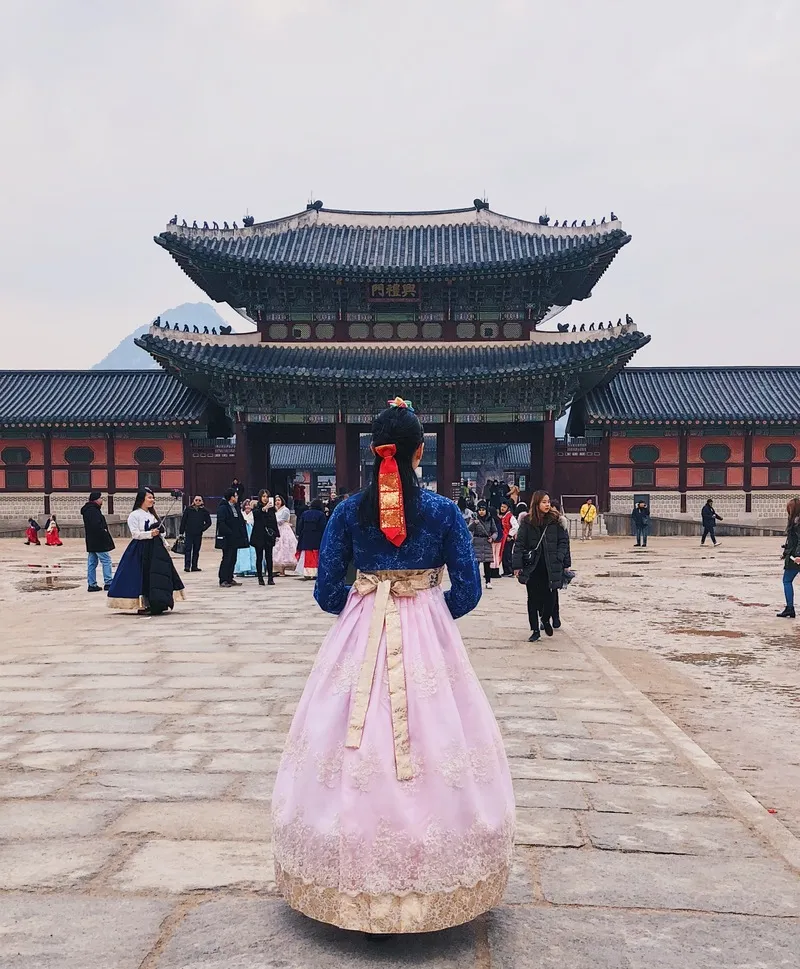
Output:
[0, 536, 798, 968]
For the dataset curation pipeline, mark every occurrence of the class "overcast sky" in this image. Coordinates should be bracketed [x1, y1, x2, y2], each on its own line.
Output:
[1, 0, 797, 370]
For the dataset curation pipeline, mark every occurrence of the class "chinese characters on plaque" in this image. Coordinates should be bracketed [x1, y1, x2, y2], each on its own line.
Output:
[367, 282, 420, 303]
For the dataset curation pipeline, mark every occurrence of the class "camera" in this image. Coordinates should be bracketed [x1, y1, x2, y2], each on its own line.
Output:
[170, 489, 184, 500]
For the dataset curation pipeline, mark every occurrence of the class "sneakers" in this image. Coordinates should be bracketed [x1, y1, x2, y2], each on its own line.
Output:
[552, 617, 561, 629]
[87, 584, 102, 593]
[103, 584, 111, 591]
[191, 567, 202, 572]
[485, 581, 492, 590]
[542, 619, 554, 637]
[777, 606, 796, 619]
[528, 631, 541, 642]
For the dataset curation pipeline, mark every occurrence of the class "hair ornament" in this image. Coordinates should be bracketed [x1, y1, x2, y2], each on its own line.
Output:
[374, 443, 407, 546]
[387, 396, 414, 412]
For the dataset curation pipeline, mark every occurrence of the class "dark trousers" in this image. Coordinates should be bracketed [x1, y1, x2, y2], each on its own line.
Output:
[551, 589, 560, 623]
[526, 577, 553, 633]
[254, 545, 274, 581]
[635, 525, 648, 546]
[219, 547, 237, 585]
[502, 539, 514, 575]
[701, 525, 717, 545]
[482, 561, 492, 583]
[184, 534, 202, 570]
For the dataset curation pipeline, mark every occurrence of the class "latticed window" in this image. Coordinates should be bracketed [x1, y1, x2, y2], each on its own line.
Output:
[630, 445, 658, 487]
[700, 444, 730, 486]
[2, 446, 31, 490]
[766, 444, 795, 487]
[135, 447, 164, 491]
[65, 446, 94, 489]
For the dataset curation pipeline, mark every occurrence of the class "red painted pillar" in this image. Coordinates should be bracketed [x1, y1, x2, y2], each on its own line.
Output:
[335, 420, 348, 494]
[744, 429, 753, 513]
[679, 429, 688, 513]
[439, 418, 458, 498]
[107, 430, 116, 515]
[43, 432, 52, 516]
[542, 416, 556, 494]
[234, 421, 249, 491]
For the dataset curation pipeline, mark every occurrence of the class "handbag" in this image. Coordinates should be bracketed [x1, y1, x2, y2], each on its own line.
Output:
[171, 535, 186, 556]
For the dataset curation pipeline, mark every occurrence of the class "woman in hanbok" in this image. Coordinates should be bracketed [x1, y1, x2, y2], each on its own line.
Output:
[235, 499, 258, 577]
[25, 519, 41, 545]
[44, 515, 63, 546]
[272, 494, 298, 575]
[107, 490, 185, 615]
[295, 498, 326, 579]
[499, 500, 517, 577]
[272, 398, 514, 935]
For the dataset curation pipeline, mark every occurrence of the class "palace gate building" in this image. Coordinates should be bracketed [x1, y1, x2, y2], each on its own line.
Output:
[1, 200, 799, 522]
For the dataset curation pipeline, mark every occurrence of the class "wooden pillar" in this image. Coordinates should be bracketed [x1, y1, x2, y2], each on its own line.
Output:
[346, 425, 361, 493]
[250, 425, 268, 493]
[43, 431, 52, 516]
[542, 416, 556, 494]
[107, 430, 117, 515]
[439, 417, 458, 498]
[744, 429, 753, 513]
[599, 431, 611, 512]
[234, 421, 249, 491]
[679, 428, 688, 514]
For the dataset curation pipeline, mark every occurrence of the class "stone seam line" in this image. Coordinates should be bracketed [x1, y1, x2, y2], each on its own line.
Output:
[563, 626, 800, 873]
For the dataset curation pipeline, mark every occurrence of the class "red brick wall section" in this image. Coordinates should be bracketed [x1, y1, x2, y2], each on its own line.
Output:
[160, 469, 185, 490]
[751, 467, 769, 487]
[655, 467, 679, 488]
[116, 469, 139, 489]
[687, 468, 704, 488]
[51, 438, 107, 466]
[91, 469, 108, 489]
[687, 435, 744, 463]
[609, 436, 679, 464]
[114, 438, 183, 466]
[28, 470, 45, 489]
[0, 438, 45, 464]
[52, 469, 69, 489]
[727, 466, 744, 488]
[609, 467, 633, 488]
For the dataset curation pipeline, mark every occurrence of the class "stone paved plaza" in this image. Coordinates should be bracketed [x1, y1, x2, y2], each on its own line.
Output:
[0, 535, 799, 967]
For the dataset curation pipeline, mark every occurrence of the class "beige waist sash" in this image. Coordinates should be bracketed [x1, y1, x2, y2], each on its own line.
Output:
[345, 567, 444, 781]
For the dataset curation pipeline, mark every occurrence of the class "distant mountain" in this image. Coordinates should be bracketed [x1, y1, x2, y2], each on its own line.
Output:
[92, 302, 232, 370]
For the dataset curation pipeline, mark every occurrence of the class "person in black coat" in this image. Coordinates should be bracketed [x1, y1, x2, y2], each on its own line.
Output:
[631, 501, 651, 547]
[700, 499, 723, 547]
[512, 490, 570, 642]
[296, 498, 327, 579]
[216, 488, 250, 587]
[179, 495, 212, 573]
[251, 490, 278, 586]
[81, 491, 116, 592]
[778, 497, 800, 619]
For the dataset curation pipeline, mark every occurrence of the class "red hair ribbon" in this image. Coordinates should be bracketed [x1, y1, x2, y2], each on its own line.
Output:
[375, 443, 407, 546]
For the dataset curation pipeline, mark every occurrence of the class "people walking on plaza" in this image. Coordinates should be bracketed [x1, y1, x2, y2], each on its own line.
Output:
[178, 495, 212, 573]
[295, 498, 326, 579]
[460, 479, 477, 510]
[508, 482, 521, 509]
[272, 397, 514, 935]
[632, 500, 651, 547]
[81, 491, 115, 592]
[107, 490, 184, 614]
[489, 503, 504, 576]
[513, 490, 569, 642]
[215, 488, 250, 588]
[469, 500, 498, 589]
[777, 497, 800, 619]
[499, 499, 517, 576]
[458, 495, 474, 524]
[701, 498, 723, 546]
[272, 494, 297, 575]
[44, 514, 63, 546]
[235, 498, 258, 577]
[24, 518, 41, 545]
[230, 477, 246, 502]
[549, 499, 572, 630]
[251, 490, 278, 585]
[579, 496, 597, 541]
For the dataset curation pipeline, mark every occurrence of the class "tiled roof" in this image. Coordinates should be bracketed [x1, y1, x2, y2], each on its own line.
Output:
[271, 444, 334, 469]
[156, 207, 630, 283]
[138, 331, 649, 384]
[0, 371, 208, 428]
[580, 368, 800, 424]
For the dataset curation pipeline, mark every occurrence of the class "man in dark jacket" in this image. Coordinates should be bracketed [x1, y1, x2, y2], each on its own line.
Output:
[80, 491, 115, 592]
[631, 501, 651, 547]
[179, 495, 212, 573]
[701, 499, 723, 547]
[216, 488, 250, 587]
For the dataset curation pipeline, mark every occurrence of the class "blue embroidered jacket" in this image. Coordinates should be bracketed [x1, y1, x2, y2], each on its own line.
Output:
[314, 490, 482, 619]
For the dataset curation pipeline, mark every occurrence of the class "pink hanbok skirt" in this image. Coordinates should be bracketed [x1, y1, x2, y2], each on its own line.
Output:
[274, 521, 298, 571]
[272, 572, 514, 934]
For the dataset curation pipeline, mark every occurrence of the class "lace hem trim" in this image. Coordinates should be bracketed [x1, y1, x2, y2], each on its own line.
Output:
[275, 862, 509, 934]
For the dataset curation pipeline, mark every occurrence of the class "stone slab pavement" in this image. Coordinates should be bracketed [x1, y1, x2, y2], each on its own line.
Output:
[0, 538, 798, 967]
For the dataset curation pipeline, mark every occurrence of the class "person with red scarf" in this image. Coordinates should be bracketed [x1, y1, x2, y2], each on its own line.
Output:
[499, 499, 516, 576]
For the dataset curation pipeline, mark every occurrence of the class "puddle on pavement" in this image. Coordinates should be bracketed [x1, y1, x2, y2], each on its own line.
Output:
[670, 650, 755, 667]
[669, 627, 747, 639]
[17, 576, 80, 593]
[595, 571, 643, 579]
